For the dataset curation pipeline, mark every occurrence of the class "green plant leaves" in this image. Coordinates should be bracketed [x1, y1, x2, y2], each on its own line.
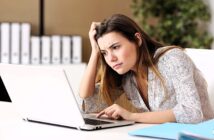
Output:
[131, 0, 213, 48]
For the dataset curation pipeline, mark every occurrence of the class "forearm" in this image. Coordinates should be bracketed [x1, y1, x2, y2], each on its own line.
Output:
[130, 109, 176, 124]
[79, 52, 99, 99]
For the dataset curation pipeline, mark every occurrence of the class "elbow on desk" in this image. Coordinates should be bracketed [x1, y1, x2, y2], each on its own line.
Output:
[174, 107, 203, 124]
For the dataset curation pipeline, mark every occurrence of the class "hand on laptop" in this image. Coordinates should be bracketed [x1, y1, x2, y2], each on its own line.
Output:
[96, 104, 132, 120]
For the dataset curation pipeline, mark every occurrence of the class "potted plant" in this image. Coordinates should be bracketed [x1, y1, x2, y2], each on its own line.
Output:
[131, 0, 213, 49]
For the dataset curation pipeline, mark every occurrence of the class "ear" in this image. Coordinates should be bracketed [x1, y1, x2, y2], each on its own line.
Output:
[135, 32, 142, 46]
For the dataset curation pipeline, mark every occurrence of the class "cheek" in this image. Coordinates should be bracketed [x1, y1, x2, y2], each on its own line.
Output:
[123, 50, 132, 58]
[122, 47, 137, 61]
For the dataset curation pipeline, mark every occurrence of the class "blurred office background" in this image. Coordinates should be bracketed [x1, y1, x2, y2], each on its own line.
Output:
[0, 0, 213, 63]
[0, 0, 133, 63]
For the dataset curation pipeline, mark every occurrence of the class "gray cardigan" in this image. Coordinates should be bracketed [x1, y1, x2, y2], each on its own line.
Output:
[83, 48, 214, 123]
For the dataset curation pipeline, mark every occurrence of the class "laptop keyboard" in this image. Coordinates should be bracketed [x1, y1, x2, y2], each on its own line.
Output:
[84, 118, 113, 125]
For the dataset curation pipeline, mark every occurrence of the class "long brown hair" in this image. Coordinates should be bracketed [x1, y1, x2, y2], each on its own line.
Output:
[95, 14, 178, 106]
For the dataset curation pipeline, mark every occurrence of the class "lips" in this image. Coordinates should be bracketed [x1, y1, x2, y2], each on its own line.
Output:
[113, 63, 122, 69]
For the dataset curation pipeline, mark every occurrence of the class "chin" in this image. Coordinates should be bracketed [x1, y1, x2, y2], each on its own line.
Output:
[115, 69, 129, 75]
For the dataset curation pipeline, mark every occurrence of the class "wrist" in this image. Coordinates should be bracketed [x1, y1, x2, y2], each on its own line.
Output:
[88, 51, 100, 63]
[91, 51, 100, 58]
[129, 113, 137, 122]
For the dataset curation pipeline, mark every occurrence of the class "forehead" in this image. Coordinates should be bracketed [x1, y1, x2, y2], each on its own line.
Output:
[97, 32, 128, 50]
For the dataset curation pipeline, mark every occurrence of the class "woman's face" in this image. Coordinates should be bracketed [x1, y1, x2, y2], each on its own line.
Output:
[97, 32, 138, 75]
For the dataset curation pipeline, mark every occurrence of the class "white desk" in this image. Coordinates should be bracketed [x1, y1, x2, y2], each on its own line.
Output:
[0, 101, 155, 140]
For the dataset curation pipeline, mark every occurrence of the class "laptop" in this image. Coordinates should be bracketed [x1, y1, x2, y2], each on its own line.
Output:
[0, 64, 134, 130]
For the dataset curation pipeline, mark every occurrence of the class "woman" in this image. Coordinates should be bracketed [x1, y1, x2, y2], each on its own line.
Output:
[79, 14, 214, 124]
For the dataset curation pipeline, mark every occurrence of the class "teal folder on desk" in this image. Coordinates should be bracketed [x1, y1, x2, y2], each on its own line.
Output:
[128, 119, 214, 140]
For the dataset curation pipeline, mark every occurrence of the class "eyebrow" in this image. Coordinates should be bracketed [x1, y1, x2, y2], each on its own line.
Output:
[100, 42, 119, 51]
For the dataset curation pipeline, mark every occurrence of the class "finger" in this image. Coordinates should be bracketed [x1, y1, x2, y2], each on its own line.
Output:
[96, 110, 105, 118]
[97, 108, 114, 119]
[105, 107, 115, 117]
[90, 22, 100, 30]
[89, 29, 97, 38]
[92, 22, 101, 26]
[112, 112, 120, 119]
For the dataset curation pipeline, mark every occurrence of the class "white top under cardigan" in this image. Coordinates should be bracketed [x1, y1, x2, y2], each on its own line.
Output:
[81, 47, 214, 123]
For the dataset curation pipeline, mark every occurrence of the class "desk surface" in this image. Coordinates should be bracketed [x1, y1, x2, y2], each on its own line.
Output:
[0, 101, 155, 140]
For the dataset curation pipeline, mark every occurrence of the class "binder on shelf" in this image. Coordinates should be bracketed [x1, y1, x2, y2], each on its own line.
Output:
[72, 35, 82, 63]
[51, 35, 61, 64]
[11, 23, 21, 64]
[0, 23, 10, 63]
[31, 36, 41, 64]
[62, 36, 71, 64]
[21, 23, 31, 64]
[41, 36, 51, 64]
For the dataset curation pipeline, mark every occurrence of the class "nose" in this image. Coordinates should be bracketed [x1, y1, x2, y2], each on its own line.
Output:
[107, 52, 117, 62]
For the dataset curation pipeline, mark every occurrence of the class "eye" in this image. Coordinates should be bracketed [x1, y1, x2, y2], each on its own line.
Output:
[112, 45, 120, 50]
[100, 51, 107, 56]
